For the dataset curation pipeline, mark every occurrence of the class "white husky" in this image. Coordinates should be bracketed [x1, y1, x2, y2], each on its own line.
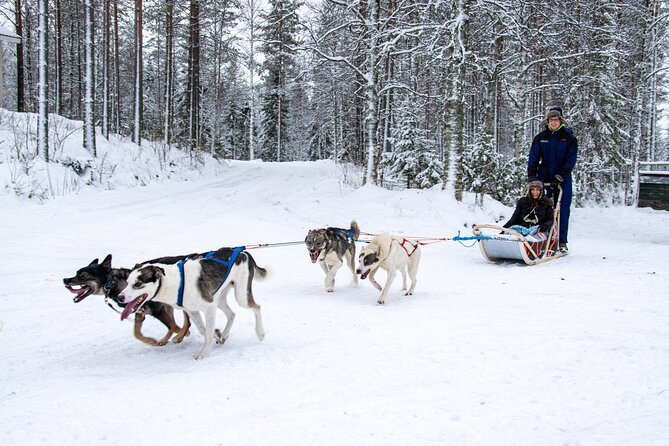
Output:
[356, 233, 421, 304]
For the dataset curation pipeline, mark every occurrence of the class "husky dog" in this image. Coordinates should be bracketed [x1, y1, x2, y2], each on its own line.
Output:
[356, 233, 422, 305]
[118, 248, 267, 360]
[305, 220, 360, 292]
[63, 254, 190, 346]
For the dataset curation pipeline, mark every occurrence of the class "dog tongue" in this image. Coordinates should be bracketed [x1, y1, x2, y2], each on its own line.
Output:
[65, 285, 88, 297]
[120, 297, 143, 321]
[309, 251, 319, 263]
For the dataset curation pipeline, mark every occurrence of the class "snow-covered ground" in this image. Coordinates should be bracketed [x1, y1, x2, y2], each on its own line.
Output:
[1, 158, 669, 445]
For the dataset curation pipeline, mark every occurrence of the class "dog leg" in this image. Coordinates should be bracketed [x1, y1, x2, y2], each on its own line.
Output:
[153, 305, 181, 346]
[215, 289, 236, 344]
[172, 312, 191, 344]
[233, 275, 265, 341]
[345, 251, 358, 287]
[186, 310, 207, 337]
[400, 267, 408, 292]
[377, 270, 397, 305]
[193, 308, 217, 360]
[406, 251, 421, 296]
[368, 268, 382, 291]
[324, 259, 342, 292]
[132, 312, 162, 346]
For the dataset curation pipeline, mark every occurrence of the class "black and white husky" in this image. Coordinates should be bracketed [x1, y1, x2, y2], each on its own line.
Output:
[356, 233, 421, 305]
[304, 220, 360, 292]
[118, 248, 267, 360]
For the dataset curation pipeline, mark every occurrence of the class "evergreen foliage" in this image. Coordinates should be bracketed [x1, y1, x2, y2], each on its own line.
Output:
[382, 102, 443, 189]
[2, 0, 668, 205]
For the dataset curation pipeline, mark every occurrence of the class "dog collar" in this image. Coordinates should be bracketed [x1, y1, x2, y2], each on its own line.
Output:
[104, 274, 116, 293]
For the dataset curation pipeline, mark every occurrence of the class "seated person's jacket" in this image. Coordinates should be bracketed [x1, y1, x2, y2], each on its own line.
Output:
[503, 196, 554, 234]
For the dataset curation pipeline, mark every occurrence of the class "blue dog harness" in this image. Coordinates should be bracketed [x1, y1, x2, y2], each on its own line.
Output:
[176, 246, 246, 307]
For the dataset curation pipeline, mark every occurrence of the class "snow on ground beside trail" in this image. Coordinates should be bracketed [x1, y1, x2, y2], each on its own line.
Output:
[1, 160, 668, 446]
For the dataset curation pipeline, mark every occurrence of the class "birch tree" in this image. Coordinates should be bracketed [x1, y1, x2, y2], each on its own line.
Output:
[132, 0, 143, 145]
[37, 0, 48, 161]
[83, 0, 96, 155]
[102, 0, 111, 139]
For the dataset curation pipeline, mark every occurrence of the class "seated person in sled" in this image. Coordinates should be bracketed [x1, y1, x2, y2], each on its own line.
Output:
[502, 180, 554, 240]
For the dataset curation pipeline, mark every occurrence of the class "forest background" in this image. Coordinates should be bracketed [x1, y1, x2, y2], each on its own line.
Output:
[1, 0, 667, 206]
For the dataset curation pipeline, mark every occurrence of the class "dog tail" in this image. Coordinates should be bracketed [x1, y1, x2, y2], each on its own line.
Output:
[246, 251, 269, 281]
[350, 220, 360, 241]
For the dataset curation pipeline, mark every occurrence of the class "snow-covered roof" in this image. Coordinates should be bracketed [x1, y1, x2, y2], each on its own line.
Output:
[0, 25, 20, 44]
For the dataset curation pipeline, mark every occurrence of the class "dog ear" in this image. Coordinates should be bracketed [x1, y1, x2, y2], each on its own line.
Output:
[155, 266, 165, 277]
[101, 254, 112, 268]
[88, 258, 99, 266]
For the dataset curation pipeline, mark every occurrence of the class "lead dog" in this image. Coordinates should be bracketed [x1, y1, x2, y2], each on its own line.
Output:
[63, 254, 190, 346]
[305, 220, 360, 292]
[356, 233, 421, 304]
[118, 248, 266, 360]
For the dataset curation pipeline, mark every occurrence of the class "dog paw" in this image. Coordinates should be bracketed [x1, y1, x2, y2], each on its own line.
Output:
[215, 329, 227, 344]
[377, 298, 385, 305]
[326, 288, 334, 293]
[193, 353, 208, 360]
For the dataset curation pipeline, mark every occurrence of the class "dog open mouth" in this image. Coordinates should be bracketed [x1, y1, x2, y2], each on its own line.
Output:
[120, 294, 149, 321]
[65, 284, 94, 303]
[359, 269, 370, 280]
[309, 249, 321, 263]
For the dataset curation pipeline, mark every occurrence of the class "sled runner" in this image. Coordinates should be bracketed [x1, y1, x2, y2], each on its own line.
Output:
[472, 184, 565, 265]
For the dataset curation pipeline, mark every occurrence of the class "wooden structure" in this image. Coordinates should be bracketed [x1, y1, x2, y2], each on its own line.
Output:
[0, 26, 21, 108]
[638, 162, 669, 211]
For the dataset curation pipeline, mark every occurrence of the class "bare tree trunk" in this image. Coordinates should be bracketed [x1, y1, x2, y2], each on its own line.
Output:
[113, 0, 121, 133]
[37, 0, 49, 161]
[102, 0, 110, 139]
[23, 0, 34, 112]
[132, 0, 143, 145]
[15, 0, 24, 112]
[443, 0, 468, 200]
[83, 0, 96, 155]
[188, 0, 201, 153]
[163, 0, 174, 145]
[55, 0, 63, 115]
[364, 0, 380, 185]
[76, 1, 82, 118]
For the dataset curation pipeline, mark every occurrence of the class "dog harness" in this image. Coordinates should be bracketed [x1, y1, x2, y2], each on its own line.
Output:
[399, 238, 420, 257]
[176, 246, 246, 307]
[337, 228, 357, 241]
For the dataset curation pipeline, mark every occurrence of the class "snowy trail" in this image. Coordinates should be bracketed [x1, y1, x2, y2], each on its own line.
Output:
[1, 160, 669, 446]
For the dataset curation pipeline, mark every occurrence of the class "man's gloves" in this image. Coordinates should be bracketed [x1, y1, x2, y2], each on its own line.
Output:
[551, 174, 564, 188]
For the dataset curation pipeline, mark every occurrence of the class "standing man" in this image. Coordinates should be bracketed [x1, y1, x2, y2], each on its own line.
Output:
[527, 107, 578, 252]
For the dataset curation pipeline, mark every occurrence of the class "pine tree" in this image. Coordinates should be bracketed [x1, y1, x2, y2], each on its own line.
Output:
[382, 102, 443, 189]
[259, 0, 300, 161]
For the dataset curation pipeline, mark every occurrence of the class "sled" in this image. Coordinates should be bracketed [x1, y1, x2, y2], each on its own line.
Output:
[472, 184, 565, 265]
